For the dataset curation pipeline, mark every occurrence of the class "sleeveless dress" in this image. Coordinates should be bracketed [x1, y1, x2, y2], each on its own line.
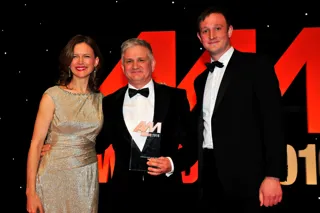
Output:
[36, 86, 103, 213]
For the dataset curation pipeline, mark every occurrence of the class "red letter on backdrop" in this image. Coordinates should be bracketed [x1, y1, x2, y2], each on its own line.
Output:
[275, 27, 320, 133]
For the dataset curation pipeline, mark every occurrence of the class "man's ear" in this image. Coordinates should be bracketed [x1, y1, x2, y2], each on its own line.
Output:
[152, 60, 156, 72]
[228, 25, 233, 38]
[197, 32, 202, 42]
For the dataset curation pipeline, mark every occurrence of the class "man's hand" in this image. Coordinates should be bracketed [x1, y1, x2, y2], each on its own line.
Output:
[259, 177, 283, 207]
[147, 157, 172, 176]
[40, 144, 51, 157]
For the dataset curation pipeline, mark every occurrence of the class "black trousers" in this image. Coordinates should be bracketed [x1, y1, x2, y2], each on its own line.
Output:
[101, 172, 190, 213]
[199, 148, 262, 213]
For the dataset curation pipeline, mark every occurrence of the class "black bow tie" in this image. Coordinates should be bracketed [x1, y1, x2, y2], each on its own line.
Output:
[205, 61, 224, 72]
[128, 88, 149, 98]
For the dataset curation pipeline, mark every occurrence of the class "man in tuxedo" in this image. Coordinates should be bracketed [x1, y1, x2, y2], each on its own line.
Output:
[193, 7, 287, 212]
[96, 38, 197, 212]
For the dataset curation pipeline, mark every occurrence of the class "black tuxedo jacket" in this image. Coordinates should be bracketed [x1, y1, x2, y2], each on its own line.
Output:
[193, 49, 287, 196]
[96, 81, 197, 194]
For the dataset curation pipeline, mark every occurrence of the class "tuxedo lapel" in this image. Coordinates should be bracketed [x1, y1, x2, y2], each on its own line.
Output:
[196, 71, 210, 112]
[142, 82, 170, 153]
[114, 86, 132, 144]
[213, 51, 239, 114]
[152, 82, 170, 123]
[194, 71, 209, 150]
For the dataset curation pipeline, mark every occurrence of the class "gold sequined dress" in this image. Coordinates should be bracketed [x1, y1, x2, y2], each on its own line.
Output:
[36, 86, 103, 213]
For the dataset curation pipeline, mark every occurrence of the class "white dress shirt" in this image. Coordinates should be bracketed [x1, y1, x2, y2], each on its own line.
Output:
[202, 47, 234, 149]
[123, 80, 155, 151]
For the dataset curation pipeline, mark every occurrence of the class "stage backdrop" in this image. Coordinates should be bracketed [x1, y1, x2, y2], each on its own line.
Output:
[2, 1, 318, 212]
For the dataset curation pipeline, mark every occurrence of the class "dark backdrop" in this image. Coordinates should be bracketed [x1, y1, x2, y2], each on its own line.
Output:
[2, 1, 319, 212]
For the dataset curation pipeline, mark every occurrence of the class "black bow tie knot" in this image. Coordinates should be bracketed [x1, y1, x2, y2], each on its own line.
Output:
[128, 88, 149, 98]
[205, 61, 224, 72]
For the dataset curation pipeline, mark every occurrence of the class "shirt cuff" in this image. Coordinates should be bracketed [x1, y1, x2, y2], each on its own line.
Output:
[165, 157, 174, 177]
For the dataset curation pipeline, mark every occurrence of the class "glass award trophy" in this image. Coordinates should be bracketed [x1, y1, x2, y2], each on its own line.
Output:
[129, 121, 162, 172]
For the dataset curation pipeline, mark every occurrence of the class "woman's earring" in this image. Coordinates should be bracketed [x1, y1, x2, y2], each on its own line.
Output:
[68, 67, 71, 77]
[93, 68, 97, 79]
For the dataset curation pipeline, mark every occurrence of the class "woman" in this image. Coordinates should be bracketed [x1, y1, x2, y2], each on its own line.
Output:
[26, 34, 104, 213]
